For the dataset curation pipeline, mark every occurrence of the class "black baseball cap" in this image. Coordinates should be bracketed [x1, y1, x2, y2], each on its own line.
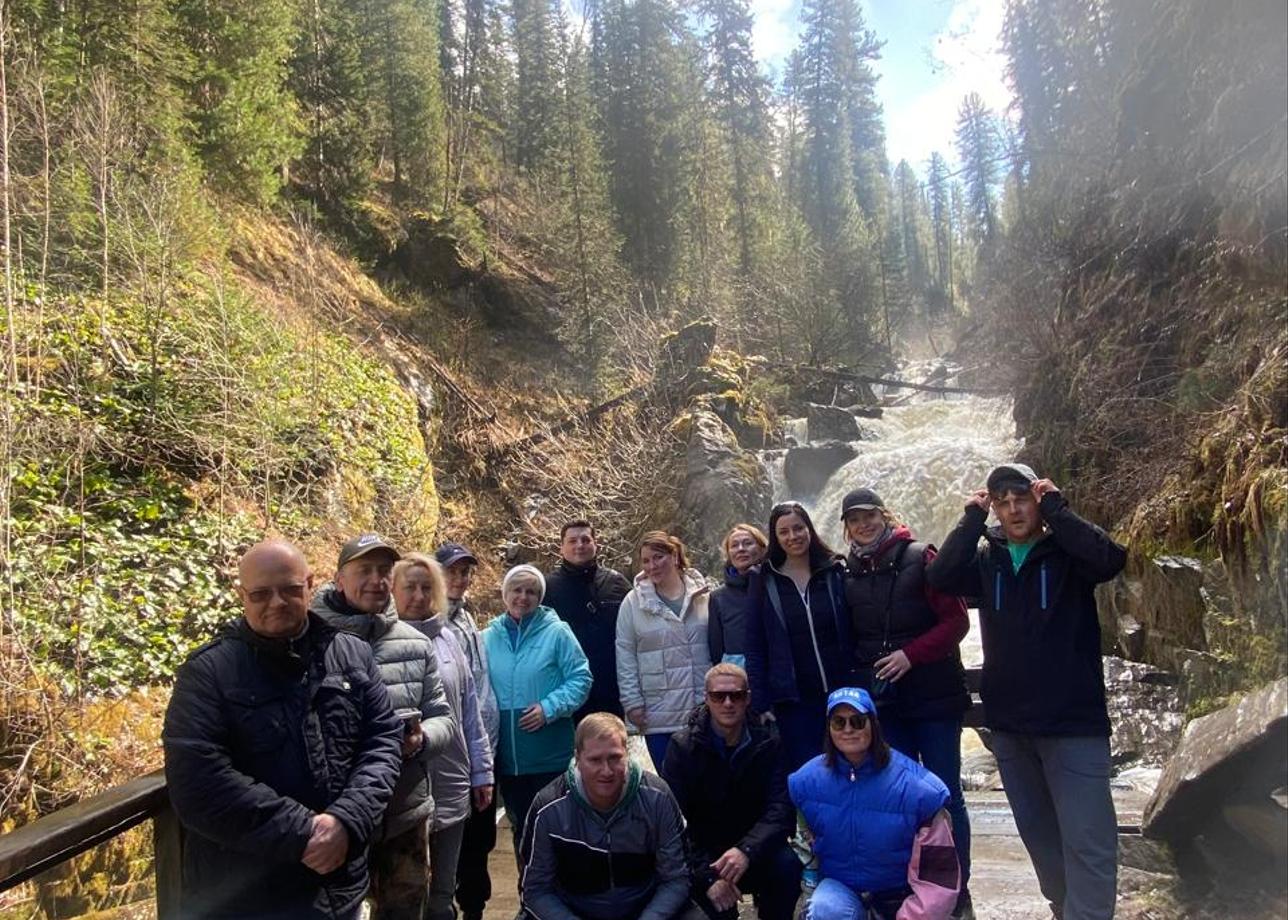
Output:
[435, 542, 478, 568]
[337, 533, 400, 569]
[987, 463, 1038, 494]
[840, 488, 885, 519]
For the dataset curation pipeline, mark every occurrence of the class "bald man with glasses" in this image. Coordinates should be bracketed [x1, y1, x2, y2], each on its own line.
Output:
[660, 664, 801, 920]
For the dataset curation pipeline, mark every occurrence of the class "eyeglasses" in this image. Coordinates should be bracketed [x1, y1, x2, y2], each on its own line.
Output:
[706, 689, 749, 705]
[244, 583, 308, 604]
[828, 713, 870, 732]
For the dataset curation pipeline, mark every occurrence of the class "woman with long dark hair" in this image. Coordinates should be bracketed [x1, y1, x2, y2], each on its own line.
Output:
[789, 688, 960, 920]
[744, 502, 854, 771]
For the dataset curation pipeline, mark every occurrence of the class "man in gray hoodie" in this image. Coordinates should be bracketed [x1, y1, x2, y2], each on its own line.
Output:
[518, 713, 700, 920]
[311, 533, 454, 920]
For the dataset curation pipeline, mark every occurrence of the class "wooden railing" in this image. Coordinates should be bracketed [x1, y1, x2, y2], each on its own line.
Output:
[0, 670, 987, 915]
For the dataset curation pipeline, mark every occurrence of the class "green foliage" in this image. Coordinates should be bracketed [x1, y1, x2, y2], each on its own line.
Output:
[6, 271, 438, 691]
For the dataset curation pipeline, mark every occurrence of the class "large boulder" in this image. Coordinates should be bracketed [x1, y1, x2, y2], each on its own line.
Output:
[1103, 657, 1186, 767]
[393, 214, 471, 288]
[806, 403, 861, 442]
[1142, 677, 1287, 854]
[783, 441, 858, 498]
[681, 409, 772, 574]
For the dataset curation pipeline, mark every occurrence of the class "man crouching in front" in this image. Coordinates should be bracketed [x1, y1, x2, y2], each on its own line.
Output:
[518, 713, 703, 920]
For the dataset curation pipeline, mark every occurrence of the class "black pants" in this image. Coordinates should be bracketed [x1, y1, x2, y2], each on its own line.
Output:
[499, 770, 562, 862]
[454, 795, 497, 919]
[691, 843, 803, 920]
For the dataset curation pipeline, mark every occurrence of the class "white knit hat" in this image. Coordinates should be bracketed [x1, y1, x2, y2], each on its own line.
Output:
[501, 564, 546, 602]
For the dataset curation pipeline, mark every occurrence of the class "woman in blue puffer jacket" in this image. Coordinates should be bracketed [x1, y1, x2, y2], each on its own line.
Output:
[789, 687, 960, 920]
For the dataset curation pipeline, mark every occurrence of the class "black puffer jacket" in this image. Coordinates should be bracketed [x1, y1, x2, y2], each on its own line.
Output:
[707, 566, 754, 666]
[163, 614, 403, 919]
[544, 559, 630, 719]
[659, 705, 794, 889]
[926, 491, 1127, 736]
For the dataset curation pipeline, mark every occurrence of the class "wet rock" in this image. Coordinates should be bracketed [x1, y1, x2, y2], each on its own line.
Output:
[1103, 656, 1186, 767]
[806, 403, 861, 442]
[843, 403, 885, 419]
[783, 441, 858, 498]
[1143, 677, 1288, 849]
[682, 409, 772, 573]
[1119, 835, 1178, 876]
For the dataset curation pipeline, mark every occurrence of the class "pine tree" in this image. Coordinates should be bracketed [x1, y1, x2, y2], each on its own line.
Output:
[925, 151, 952, 312]
[176, 0, 302, 204]
[955, 91, 999, 245]
[510, 0, 561, 173]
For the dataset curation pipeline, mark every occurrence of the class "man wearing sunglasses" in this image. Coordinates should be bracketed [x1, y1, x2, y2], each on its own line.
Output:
[660, 664, 801, 920]
[163, 540, 404, 919]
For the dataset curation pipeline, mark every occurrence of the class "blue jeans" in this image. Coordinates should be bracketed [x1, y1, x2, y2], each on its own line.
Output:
[805, 877, 910, 920]
[645, 732, 673, 770]
[880, 716, 971, 887]
[990, 732, 1116, 920]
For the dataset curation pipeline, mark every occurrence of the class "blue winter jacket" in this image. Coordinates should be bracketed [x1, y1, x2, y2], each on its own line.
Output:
[482, 605, 592, 776]
[788, 749, 950, 894]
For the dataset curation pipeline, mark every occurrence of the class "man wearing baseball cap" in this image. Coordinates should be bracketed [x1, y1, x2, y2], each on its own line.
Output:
[312, 534, 454, 919]
[433, 541, 500, 920]
[926, 464, 1127, 920]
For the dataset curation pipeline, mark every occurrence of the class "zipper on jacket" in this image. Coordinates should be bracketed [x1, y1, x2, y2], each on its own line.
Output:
[509, 617, 527, 776]
[1040, 563, 1048, 610]
[799, 589, 830, 694]
[994, 568, 1003, 610]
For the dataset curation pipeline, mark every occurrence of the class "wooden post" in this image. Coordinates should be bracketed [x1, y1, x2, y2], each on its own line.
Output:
[152, 804, 184, 920]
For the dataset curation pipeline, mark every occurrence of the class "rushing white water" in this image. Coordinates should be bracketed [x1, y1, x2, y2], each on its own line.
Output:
[768, 364, 1023, 553]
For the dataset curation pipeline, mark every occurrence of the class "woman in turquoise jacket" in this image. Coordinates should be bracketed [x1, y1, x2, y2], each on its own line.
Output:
[481, 564, 592, 857]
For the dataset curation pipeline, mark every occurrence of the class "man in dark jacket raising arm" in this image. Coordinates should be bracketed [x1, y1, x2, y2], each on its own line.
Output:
[163, 540, 403, 920]
[661, 664, 800, 920]
[926, 464, 1127, 920]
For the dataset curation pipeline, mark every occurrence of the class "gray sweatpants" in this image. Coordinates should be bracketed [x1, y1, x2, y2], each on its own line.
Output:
[991, 732, 1118, 920]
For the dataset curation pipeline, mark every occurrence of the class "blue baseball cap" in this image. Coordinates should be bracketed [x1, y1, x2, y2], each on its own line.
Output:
[435, 542, 478, 568]
[826, 687, 876, 716]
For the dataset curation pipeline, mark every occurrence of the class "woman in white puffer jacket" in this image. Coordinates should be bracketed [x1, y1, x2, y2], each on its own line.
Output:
[615, 530, 711, 769]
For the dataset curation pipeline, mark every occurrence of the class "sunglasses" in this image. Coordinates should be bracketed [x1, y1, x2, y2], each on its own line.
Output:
[706, 689, 749, 705]
[243, 583, 308, 604]
[828, 713, 870, 732]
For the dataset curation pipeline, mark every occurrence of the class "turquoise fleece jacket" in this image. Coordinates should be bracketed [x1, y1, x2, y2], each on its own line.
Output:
[482, 606, 592, 776]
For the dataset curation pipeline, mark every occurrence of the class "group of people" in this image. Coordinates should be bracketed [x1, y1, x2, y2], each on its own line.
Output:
[161, 461, 1127, 920]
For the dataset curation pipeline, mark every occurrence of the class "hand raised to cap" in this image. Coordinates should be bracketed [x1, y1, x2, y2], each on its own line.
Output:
[1031, 478, 1059, 498]
[966, 489, 992, 513]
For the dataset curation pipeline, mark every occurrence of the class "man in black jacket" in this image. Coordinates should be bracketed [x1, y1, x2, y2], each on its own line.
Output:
[163, 540, 404, 919]
[660, 664, 801, 920]
[544, 519, 630, 721]
[926, 464, 1127, 920]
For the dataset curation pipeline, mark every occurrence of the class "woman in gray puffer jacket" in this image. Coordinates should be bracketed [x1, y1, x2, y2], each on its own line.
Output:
[311, 537, 454, 920]
[393, 553, 495, 920]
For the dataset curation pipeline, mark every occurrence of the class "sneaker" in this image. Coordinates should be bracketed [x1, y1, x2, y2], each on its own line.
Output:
[952, 888, 975, 920]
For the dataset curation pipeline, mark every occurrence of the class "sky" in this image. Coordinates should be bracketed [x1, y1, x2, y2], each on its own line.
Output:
[749, 0, 1015, 171]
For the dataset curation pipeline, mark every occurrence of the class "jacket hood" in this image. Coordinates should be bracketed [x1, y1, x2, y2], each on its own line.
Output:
[723, 565, 753, 589]
[768, 554, 844, 581]
[309, 582, 399, 641]
[630, 568, 709, 616]
[565, 755, 643, 818]
[558, 557, 600, 578]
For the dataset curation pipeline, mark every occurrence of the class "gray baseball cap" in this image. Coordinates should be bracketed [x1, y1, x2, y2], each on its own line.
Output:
[337, 533, 400, 569]
[986, 463, 1038, 494]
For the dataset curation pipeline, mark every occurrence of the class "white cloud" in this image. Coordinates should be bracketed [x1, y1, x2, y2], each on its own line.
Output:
[884, 0, 1014, 170]
[750, 0, 799, 68]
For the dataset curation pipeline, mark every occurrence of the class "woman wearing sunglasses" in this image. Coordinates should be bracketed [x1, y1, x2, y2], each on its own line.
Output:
[789, 688, 960, 920]
[840, 487, 974, 917]
[744, 502, 854, 771]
